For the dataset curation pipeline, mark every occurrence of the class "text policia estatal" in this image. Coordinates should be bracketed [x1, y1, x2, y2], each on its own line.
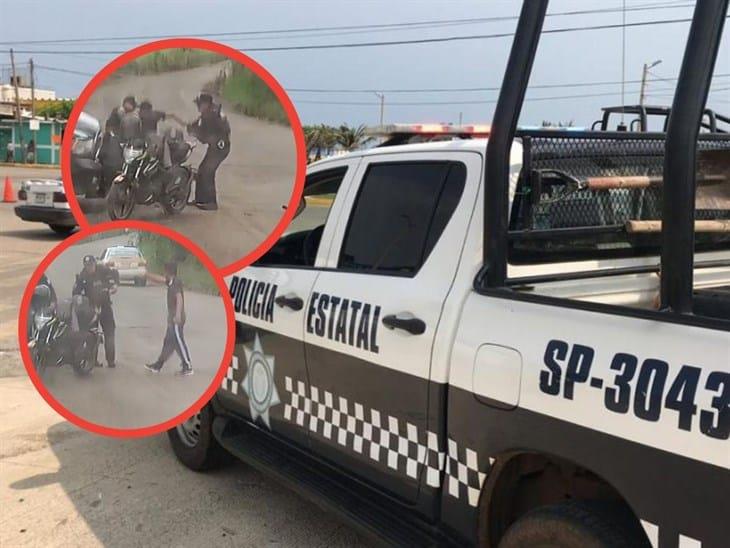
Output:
[229, 276, 277, 323]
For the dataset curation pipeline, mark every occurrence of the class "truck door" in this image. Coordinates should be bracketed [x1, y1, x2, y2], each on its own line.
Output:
[220, 162, 357, 448]
[303, 152, 481, 504]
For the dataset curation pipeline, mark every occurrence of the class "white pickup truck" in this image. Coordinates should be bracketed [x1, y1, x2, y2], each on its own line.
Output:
[168, 129, 729, 547]
[168, 2, 729, 546]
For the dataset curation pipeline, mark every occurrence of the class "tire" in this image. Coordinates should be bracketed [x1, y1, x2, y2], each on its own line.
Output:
[134, 277, 147, 287]
[49, 224, 75, 235]
[107, 182, 136, 220]
[162, 168, 192, 215]
[498, 501, 649, 548]
[72, 335, 97, 376]
[168, 404, 231, 471]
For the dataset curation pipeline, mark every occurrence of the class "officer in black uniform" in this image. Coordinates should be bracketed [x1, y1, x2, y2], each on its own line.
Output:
[186, 93, 230, 210]
[139, 100, 167, 136]
[144, 262, 193, 376]
[107, 96, 141, 143]
[72, 255, 118, 368]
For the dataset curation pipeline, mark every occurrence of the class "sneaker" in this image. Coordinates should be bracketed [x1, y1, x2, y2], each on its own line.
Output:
[107, 362, 116, 368]
[144, 363, 161, 373]
[194, 202, 218, 211]
[175, 366, 194, 377]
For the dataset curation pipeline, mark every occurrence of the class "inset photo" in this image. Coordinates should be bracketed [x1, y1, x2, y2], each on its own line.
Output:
[19, 223, 233, 434]
[63, 39, 305, 272]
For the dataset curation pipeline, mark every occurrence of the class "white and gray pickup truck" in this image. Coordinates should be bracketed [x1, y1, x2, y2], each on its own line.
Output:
[14, 178, 77, 235]
[168, 129, 729, 547]
[168, 2, 729, 546]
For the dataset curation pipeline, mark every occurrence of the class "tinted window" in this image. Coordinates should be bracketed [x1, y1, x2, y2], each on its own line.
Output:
[338, 162, 466, 276]
[256, 166, 348, 267]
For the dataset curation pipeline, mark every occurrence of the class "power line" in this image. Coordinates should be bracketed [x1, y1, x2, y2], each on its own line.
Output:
[0, 2, 695, 47]
[286, 74, 730, 94]
[5, 15, 722, 55]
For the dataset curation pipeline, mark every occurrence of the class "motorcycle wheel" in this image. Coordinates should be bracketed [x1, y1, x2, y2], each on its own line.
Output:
[107, 182, 136, 220]
[72, 336, 97, 376]
[31, 345, 47, 378]
[162, 170, 192, 215]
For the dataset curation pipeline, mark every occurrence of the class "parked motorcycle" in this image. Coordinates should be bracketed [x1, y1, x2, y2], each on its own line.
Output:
[28, 286, 68, 378]
[70, 294, 104, 375]
[107, 131, 196, 220]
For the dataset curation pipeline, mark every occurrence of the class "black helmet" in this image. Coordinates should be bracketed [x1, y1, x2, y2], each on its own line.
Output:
[83, 254, 96, 266]
[194, 93, 213, 106]
[122, 95, 137, 108]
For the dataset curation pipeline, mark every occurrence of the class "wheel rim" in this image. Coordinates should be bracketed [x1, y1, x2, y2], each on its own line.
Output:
[176, 411, 202, 447]
[112, 186, 135, 219]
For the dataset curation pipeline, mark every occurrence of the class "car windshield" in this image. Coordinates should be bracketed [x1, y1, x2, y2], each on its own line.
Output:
[108, 248, 141, 258]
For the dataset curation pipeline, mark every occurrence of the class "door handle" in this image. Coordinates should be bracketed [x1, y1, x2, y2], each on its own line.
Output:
[382, 313, 426, 335]
[275, 294, 304, 311]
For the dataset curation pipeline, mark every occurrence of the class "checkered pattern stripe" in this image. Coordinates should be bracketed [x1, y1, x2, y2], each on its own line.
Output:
[445, 438, 488, 507]
[221, 356, 240, 394]
[282, 376, 490, 506]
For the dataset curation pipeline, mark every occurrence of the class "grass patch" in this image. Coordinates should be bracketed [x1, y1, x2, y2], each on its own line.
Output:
[220, 64, 289, 125]
[137, 233, 219, 295]
[120, 49, 225, 75]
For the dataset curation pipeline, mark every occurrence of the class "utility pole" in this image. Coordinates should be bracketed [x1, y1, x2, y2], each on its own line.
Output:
[458, 112, 463, 125]
[374, 92, 385, 126]
[9, 48, 25, 162]
[639, 59, 662, 107]
[30, 58, 36, 160]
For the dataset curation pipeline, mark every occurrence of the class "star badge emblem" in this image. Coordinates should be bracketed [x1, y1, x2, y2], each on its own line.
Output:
[241, 333, 280, 429]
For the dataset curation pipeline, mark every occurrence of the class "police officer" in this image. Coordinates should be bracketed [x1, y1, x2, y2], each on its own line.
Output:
[72, 255, 118, 368]
[98, 117, 123, 196]
[185, 93, 230, 210]
[144, 262, 193, 376]
[138, 100, 168, 136]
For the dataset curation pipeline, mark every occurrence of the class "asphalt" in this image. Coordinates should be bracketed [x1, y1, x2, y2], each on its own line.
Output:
[0, 181, 368, 547]
[79, 62, 297, 269]
[40, 233, 227, 430]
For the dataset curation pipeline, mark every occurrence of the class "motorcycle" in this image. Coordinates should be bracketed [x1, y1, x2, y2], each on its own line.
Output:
[107, 131, 196, 220]
[28, 286, 68, 378]
[70, 294, 104, 375]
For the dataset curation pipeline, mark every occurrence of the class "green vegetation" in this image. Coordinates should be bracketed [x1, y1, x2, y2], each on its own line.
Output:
[303, 124, 373, 161]
[137, 233, 219, 295]
[220, 64, 289, 125]
[120, 49, 224, 75]
[36, 99, 75, 120]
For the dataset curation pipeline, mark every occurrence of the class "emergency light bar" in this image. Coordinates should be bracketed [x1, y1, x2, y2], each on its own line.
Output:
[367, 123, 491, 147]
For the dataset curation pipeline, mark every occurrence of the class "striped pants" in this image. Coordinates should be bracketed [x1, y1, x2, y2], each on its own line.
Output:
[156, 323, 191, 367]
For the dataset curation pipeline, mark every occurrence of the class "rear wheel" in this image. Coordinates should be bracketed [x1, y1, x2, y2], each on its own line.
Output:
[168, 404, 231, 471]
[49, 224, 75, 235]
[107, 182, 136, 220]
[498, 501, 649, 548]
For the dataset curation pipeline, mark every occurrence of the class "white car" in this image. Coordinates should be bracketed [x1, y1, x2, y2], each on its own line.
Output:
[14, 178, 77, 235]
[99, 245, 148, 286]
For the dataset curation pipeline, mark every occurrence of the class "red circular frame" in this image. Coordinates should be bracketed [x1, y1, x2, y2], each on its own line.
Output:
[17, 220, 236, 438]
[61, 38, 306, 277]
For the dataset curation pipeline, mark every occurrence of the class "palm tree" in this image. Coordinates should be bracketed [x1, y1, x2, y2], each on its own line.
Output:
[336, 124, 372, 151]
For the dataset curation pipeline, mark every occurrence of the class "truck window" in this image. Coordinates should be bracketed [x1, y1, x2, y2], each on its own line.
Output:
[338, 161, 466, 276]
[256, 166, 348, 267]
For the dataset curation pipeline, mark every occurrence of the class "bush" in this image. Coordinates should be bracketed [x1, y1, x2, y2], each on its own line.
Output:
[137, 233, 218, 295]
[120, 49, 224, 75]
[220, 64, 289, 125]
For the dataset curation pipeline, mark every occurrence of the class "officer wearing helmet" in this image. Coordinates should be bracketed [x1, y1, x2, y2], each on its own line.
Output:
[183, 92, 231, 210]
[72, 255, 119, 368]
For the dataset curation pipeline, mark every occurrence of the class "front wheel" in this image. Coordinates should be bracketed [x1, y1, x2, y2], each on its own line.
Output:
[72, 334, 97, 376]
[107, 181, 136, 220]
[168, 405, 231, 471]
[162, 168, 192, 215]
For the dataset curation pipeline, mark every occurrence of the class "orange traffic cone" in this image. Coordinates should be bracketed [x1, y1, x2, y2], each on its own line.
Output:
[3, 176, 16, 203]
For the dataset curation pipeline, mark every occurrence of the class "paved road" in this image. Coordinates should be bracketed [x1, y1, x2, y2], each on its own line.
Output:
[80, 62, 297, 268]
[40, 234, 227, 430]
[0, 195, 368, 547]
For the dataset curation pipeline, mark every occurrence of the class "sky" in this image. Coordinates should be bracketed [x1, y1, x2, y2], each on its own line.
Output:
[0, 0, 728, 128]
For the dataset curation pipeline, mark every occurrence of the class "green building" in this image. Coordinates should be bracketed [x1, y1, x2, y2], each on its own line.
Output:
[0, 118, 66, 165]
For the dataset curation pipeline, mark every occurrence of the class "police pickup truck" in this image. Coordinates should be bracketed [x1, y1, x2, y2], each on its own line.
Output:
[168, 3, 729, 546]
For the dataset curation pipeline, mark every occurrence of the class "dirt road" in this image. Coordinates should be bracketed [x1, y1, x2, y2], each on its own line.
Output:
[0, 199, 367, 547]
[80, 62, 297, 268]
[40, 234, 227, 429]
